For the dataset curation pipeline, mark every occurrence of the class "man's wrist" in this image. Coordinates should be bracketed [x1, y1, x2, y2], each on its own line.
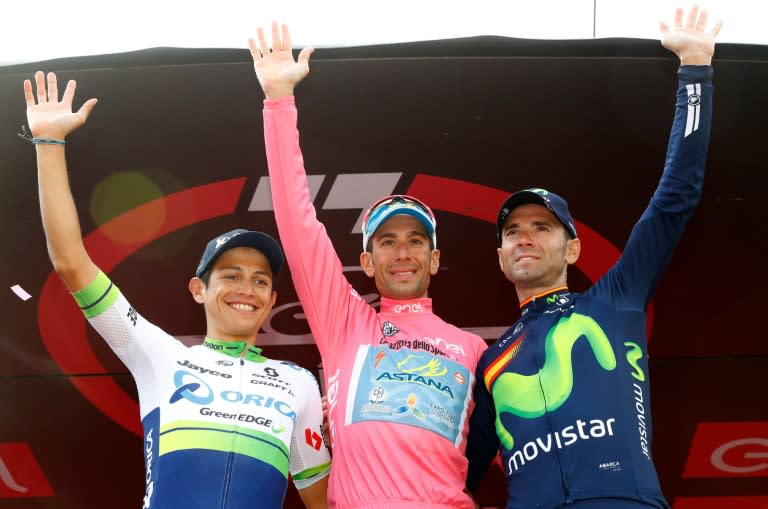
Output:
[264, 84, 296, 100]
[679, 51, 713, 66]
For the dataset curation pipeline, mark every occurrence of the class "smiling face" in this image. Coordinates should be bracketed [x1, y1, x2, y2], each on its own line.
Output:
[360, 214, 440, 300]
[497, 203, 581, 302]
[189, 246, 277, 343]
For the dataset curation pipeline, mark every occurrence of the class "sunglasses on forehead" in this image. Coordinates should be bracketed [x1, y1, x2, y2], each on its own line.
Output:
[363, 195, 436, 223]
[362, 194, 438, 251]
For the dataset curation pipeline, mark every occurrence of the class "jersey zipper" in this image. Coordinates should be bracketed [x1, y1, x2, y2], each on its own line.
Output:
[220, 357, 246, 509]
[533, 315, 573, 504]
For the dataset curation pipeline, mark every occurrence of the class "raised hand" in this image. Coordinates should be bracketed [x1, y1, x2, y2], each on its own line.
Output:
[660, 6, 723, 66]
[24, 71, 97, 141]
[249, 22, 313, 100]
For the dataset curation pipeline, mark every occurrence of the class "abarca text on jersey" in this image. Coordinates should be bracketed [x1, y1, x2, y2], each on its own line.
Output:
[72, 272, 330, 509]
[466, 65, 714, 509]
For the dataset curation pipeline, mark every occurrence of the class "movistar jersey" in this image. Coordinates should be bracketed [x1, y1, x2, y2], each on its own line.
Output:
[263, 96, 488, 508]
[72, 272, 331, 509]
[465, 65, 714, 509]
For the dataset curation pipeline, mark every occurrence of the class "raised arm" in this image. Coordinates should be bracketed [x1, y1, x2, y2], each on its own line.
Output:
[25, 71, 99, 291]
[250, 24, 374, 356]
[594, 7, 721, 308]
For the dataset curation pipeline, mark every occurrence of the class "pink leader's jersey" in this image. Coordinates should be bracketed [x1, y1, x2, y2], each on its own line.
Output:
[263, 96, 488, 509]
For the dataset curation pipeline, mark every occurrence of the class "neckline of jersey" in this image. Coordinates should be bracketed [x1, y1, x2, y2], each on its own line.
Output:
[380, 297, 433, 314]
[202, 337, 265, 362]
[519, 286, 570, 309]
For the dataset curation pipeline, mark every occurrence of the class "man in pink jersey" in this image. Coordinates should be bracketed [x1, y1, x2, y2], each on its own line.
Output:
[249, 23, 488, 509]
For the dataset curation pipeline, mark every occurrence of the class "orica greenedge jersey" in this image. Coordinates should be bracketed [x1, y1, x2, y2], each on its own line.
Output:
[72, 272, 331, 509]
[465, 66, 714, 509]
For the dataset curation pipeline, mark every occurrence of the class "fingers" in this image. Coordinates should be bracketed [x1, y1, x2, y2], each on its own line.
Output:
[248, 36, 261, 61]
[35, 71, 46, 104]
[257, 26, 269, 56]
[47, 72, 59, 102]
[695, 10, 708, 32]
[61, 80, 77, 105]
[270, 20, 281, 52]
[709, 20, 723, 39]
[281, 23, 293, 53]
[672, 7, 683, 30]
[684, 5, 699, 31]
[23, 79, 34, 106]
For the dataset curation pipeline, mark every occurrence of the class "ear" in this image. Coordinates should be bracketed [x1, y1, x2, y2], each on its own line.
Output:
[497, 247, 505, 273]
[189, 277, 206, 304]
[269, 290, 277, 309]
[428, 248, 441, 276]
[565, 238, 581, 265]
[359, 251, 375, 278]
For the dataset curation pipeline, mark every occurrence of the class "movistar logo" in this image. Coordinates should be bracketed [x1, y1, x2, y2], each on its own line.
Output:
[491, 313, 616, 450]
[624, 341, 646, 382]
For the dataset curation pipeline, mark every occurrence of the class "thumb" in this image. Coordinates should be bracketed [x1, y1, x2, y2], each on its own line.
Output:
[77, 98, 98, 121]
[297, 47, 314, 67]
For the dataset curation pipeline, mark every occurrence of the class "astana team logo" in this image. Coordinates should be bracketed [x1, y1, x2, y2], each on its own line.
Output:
[393, 393, 426, 420]
[490, 313, 616, 450]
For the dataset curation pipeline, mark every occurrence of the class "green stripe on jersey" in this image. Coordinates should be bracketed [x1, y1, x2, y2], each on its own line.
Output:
[293, 461, 331, 481]
[159, 420, 289, 478]
[72, 271, 120, 318]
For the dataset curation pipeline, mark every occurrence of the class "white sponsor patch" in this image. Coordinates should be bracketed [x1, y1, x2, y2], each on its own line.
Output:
[10, 285, 31, 301]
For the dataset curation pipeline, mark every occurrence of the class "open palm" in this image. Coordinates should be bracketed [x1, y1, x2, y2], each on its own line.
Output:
[24, 71, 97, 139]
[660, 6, 723, 65]
[249, 22, 313, 100]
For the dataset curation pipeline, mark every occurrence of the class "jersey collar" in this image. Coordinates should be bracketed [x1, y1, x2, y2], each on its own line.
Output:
[202, 337, 266, 363]
[380, 297, 433, 315]
[519, 287, 570, 312]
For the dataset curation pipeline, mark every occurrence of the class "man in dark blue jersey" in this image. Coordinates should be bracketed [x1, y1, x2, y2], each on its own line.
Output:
[465, 7, 722, 509]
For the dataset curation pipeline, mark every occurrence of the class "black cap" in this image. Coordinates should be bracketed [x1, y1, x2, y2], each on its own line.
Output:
[496, 188, 577, 244]
[195, 229, 284, 279]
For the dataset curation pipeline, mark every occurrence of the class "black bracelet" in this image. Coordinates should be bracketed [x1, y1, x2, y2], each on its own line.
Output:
[17, 125, 65, 145]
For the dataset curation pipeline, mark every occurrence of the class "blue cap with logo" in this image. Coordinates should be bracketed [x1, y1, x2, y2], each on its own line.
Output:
[362, 195, 437, 251]
[496, 188, 577, 244]
[196, 229, 284, 279]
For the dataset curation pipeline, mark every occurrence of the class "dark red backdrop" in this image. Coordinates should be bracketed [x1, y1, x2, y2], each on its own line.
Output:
[0, 38, 766, 508]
